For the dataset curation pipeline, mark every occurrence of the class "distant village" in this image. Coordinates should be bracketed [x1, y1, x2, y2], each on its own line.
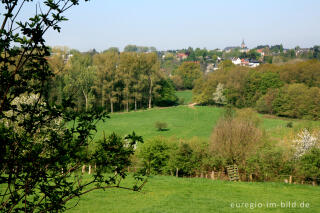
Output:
[51, 40, 320, 75]
[157, 40, 319, 74]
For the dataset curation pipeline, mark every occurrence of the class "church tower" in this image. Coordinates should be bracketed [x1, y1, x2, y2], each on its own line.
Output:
[241, 39, 246, 49]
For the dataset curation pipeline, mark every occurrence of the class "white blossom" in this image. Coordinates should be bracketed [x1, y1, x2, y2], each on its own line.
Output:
[293, 129, 319, 158]
[213, 83, 226, 105]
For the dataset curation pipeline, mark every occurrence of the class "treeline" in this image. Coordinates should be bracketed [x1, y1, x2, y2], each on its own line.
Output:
[193, 60, 320, 120]
[47, 48, 178, 112]
[135, 109, 320, 183]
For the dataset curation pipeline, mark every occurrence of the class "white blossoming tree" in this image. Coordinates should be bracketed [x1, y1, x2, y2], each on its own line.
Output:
[294, 129, 319, 158]
[213, 83, 227, 105]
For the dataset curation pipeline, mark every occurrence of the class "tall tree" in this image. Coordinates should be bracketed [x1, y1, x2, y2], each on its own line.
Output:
[141, 52, 160, 109]
[93, 51, 119, 112]
[175, 62, 202, 89]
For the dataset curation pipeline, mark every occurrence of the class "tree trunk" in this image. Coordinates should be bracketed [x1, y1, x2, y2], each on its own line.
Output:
[82, 90, 88, 111]
[126, 90, 129, 112]
[134, 98, 137, 111]
[110, 99, 113, 113]
[82, 165, 86, 174]
[148, 78, 152, 109]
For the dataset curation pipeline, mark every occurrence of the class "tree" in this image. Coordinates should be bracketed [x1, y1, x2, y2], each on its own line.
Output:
[154, 79, 178, 107]
[138, 138, 170, 174]
[64, 52, 95, 111]
[293, 129, 319, 158]
[175, 62, 202, 89]
[210, 109, 263, 169]
[0, 1, 145, 212]
[118, 52, 138, 112]
[93, 51, 119, 112]
[212, 83, 226, 105]
[140, 52, 160, 109]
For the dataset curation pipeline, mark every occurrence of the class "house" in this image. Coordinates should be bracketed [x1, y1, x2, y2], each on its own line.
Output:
[249, 59, 260, 68]
[176, 53, 188, 60]
[232, 57, 241, 65]
[257, 49, 265, 57]
[241, 58, 249, 66]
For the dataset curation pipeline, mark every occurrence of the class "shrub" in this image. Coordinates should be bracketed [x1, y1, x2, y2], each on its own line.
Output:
[137, 137, 171, 174]
[155, 121, 168, 131]
[210, 109, 263, 168]
[168, 143, 195, 176]
[286, 122, 293, 128]
[297, 148, 320, 183]
[178, 98, 185, 105]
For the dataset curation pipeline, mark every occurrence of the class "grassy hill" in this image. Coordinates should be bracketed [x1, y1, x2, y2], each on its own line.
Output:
[67, 175, 320, 213]
[94, 106, 224, 141]
[93, 105, 320, 142]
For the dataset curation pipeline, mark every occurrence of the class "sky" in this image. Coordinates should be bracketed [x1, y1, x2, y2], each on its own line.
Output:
[17, 0, 320, 51]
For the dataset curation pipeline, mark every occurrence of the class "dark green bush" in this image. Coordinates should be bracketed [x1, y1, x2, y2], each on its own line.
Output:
[155, 121, 168, 131]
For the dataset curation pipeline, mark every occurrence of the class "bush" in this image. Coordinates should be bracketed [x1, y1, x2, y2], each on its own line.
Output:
[178, 98, 185, 105]
[210, 109, 263, 168]
[286, 122, 293, 128]
[297, 148, 320, 183]
[137, 137, 171, 174]
[155, 121, 168, 131]
[168, 143, 195, 176]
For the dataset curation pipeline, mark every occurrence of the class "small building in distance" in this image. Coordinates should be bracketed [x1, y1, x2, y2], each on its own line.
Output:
[240, 40, 250, 53]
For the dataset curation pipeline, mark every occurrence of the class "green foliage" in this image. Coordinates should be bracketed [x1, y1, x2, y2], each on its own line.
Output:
[272, 84, 320, 119]
[154, 79, 178, 107]
[286, 122, 293, 128]
[175, 62, 202, 89]
[297, 148, 320, 182]
[137, 137, 171, 174]
[193, 60, 320, 120]
[244, 71, 284, 106]
[246, 145, 293, 181]
[168, 143, 195, 176]
[0, 1, 145, 212]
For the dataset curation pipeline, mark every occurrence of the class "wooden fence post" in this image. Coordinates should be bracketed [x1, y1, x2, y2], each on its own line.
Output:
[211, 171, 215, 180]
[88, 165, 92, 174]
[176, 168, 179, 177]
[289, 175, 292, 184]
[82, 165, 86, 174]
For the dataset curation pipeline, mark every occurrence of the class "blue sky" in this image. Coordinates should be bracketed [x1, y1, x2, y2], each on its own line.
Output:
[39, 0, 320, 51]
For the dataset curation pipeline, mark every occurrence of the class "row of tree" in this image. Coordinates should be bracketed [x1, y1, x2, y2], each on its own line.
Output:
[47, 48, 178, 112]
[193, 60, 320, 120]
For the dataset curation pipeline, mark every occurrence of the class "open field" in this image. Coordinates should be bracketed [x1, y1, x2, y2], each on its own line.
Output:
[175, 90, 193, 105]
[67, 175, 320, 213]
[93, 105, 320, 142]
[94, 106, 224, 141]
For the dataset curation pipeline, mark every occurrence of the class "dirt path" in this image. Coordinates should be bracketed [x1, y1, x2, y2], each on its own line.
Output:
[188, 103, 197, 108]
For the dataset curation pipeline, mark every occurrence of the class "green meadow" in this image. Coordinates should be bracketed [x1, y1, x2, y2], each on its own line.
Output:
[175, 90, 193, 105]
[67, 175, 320, 213]
[76, 91, 320, 213]
[93, 105, 320, 142]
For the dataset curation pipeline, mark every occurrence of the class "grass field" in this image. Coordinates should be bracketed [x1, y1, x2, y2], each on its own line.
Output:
[175, 90, 193, 105]
[94, 106, 224, 141]
[67, 175, 320, 213]
[93, 105, 320, 142]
